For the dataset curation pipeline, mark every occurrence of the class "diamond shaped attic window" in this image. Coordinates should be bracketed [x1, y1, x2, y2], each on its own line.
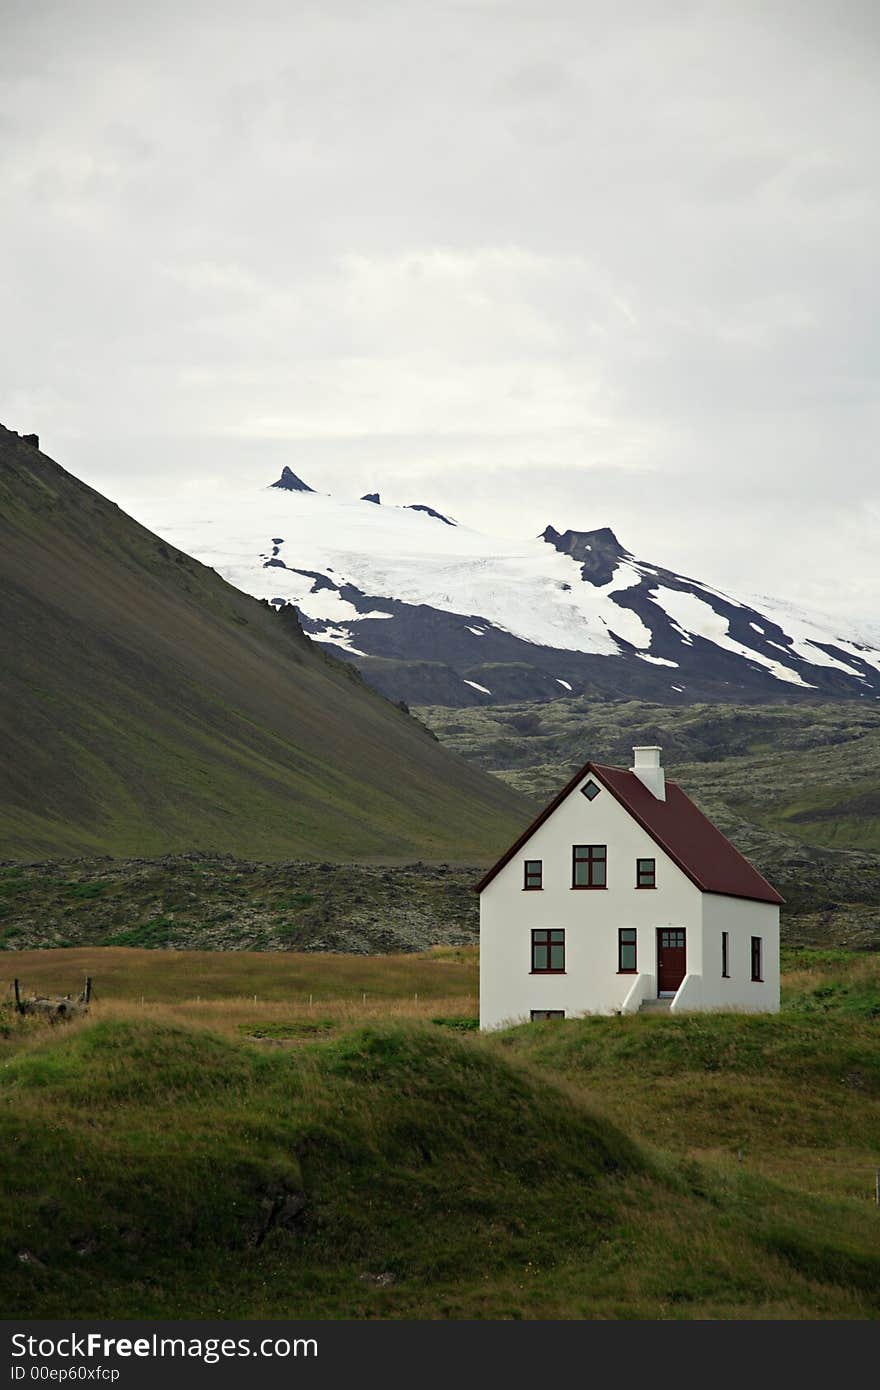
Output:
[581, 780, 600, 801]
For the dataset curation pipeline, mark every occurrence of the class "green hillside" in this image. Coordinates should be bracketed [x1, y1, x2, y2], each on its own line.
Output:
[1, 950, 879, 1319]
[0, 428, 530, 862]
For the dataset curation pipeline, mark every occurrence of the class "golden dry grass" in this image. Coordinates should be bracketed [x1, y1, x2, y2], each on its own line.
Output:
[1, 943, 478, 1004]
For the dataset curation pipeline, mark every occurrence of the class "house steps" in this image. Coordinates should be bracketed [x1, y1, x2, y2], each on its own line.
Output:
[639, 998, 672, 1014]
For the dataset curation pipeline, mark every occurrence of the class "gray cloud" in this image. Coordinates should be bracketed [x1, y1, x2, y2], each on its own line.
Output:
[1, 0, 878, 625]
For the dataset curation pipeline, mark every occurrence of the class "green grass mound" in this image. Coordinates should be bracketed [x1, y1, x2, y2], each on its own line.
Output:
[497, 1008, 880, 1162]
[499, 1009, 880, 1091]
[3, 1013, 879, 1319]
[0, 1018, 642, 1317]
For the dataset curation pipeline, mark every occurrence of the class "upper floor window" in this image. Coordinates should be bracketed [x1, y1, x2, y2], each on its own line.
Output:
[531, 929, 565, 973]
[636, 857, 656, 888]
[751, 936, 763, 982]
[523, 860, 543, 890]
[581, 780, 601, 801]
[572, 844, 606, 888]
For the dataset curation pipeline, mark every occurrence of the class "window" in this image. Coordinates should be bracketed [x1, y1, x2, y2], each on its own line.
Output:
[618, 928, 637, 973]
[751, 936, 763, 982]
[531, 929, 565, 973]
[572, 844, 606, 888]
[581, 780, 601, 801]
[721, 931, 730, 978]
[523, 859, 543, 890]
[530, 1010, 565, 1021]
[636, 857, 656, 888]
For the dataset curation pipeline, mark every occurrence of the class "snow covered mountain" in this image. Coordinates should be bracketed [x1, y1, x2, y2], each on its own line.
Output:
[131, 471, 880, 707]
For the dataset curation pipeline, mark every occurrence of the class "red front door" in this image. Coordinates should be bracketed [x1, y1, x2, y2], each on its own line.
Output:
[657, 928, 686, 995]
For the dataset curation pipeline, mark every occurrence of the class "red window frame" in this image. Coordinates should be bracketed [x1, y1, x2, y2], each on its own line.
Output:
[572, 844, 606, 889]
[618, 928, 637, 974]
[636, 857, 656, 888]
[523, 859, 543, 891]
[531, 929, 565, 974]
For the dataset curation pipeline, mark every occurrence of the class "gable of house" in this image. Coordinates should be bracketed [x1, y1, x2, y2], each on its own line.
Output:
[476, 759, 783, 906]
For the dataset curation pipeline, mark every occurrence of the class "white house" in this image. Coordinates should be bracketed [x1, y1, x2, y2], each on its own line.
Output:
[477, 746, 782, 1028]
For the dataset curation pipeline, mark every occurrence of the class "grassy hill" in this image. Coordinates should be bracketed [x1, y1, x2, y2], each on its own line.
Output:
[0, 427, 530, 862]
[1, 946, 878, 1319]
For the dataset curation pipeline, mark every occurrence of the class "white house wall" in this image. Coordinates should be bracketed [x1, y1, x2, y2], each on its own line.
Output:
[700, 895, 780, 1013]
[479, 775, 704, 1028]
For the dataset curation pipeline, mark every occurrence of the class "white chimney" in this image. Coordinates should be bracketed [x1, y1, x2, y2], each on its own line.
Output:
[631, 746, 665, 801]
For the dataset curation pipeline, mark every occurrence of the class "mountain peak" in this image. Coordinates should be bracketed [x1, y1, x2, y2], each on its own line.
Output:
[270, 466, 314, 493]
[541, 525, 626, 586]
[407, 503, 456, 527]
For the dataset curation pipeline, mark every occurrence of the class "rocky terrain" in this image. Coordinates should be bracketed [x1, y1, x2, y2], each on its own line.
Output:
[2, 843, 878, 958]
[0, 855, 482, 955]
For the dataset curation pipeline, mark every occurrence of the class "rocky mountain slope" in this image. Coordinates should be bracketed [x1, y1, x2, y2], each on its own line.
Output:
[0, 428, 530, 861]
[126, 469, 880, 708]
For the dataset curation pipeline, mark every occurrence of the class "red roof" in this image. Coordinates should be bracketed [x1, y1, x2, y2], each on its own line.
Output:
[475, 759, 784, 905]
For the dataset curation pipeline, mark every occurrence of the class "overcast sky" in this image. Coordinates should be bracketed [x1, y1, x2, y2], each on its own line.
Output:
[2, 0, 879, 624]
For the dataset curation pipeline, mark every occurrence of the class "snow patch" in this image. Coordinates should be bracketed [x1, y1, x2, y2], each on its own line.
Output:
[635, 653, 679, 668]
[744, 593, 880, 677]
[312, 627, 368, 656]
[556, 678, 573, 691]
[651, 587, 816, 687]
[463, 679, 492, 695]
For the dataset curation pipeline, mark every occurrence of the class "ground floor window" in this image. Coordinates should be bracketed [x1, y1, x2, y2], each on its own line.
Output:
[531, 928, 565, 973]
[618, 927, 637, 973]
[722, 930, 730, 978]
[751, 936, 763, 982]
[530, 1010, 565, 1021]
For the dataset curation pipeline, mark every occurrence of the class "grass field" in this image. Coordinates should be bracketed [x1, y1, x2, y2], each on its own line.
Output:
[1, 945, 878, 1319]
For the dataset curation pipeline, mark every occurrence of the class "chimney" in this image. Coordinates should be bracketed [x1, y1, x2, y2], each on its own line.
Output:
[631, 746, 665, 801]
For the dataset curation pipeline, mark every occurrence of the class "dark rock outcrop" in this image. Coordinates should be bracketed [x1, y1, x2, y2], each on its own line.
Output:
[407, 503, 456, 526]
[541, 525, 627, 586]
[270, 467, 314, 493]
